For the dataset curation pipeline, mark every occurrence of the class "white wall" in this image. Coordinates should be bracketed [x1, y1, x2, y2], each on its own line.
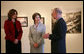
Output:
[1, 1, 83, 53]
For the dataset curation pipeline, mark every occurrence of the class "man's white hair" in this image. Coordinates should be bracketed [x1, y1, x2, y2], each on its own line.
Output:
[54, 8, 62, 14]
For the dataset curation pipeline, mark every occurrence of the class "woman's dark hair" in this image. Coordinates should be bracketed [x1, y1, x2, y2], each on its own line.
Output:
[32, 12, 41, 21]
[8, 9, 18, 21]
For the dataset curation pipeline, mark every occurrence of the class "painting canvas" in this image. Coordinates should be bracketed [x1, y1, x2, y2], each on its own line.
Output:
[1, 16, 8, 28]
[40, 17, 45, 24]
[17, 17, 28, 27]
[65, 11, 81, 33]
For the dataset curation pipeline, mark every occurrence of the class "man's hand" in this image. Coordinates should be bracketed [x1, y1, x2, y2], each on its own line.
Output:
[14, 39, 18, 44]
[43, 33, 49, 39]
[34, 43, 38, 48]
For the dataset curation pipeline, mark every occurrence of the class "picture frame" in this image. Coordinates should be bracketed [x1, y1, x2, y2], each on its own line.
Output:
[40, 17, 45, 24]
[65, 11, 81, 33]
[17, 17, 28, 27]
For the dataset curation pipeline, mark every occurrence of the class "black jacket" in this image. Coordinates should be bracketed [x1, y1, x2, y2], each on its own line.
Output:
[49, 18, 67, 53]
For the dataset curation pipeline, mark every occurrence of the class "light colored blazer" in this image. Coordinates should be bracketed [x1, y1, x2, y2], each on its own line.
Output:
[29, 22, 46, 46]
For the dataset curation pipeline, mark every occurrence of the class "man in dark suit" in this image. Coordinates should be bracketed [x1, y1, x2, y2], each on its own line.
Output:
[43, 8, 67, 53]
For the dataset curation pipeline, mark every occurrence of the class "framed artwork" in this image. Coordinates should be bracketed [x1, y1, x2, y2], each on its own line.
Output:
[40, 17, 45, 24]
[17, 17, 28, 27]
[1, 16, 8, 28]
[65, 11, 81, 33]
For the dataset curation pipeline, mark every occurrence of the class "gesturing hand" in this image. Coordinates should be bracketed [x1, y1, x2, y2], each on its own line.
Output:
[43, 33, 49, 39]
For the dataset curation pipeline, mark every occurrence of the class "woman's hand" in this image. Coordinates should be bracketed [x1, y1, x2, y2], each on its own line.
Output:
[34, 43, 38, 48]
[14, 39, 18, 44]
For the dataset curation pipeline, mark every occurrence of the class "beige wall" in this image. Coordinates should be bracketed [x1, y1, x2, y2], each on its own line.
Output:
[1, 1, 83, 53]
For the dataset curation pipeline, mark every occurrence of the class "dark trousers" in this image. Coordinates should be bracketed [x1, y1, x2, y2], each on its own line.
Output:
[6, 40, 21, 53]
[51, 41, 66, 53]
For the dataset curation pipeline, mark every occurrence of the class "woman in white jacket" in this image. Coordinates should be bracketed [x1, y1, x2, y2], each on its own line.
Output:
[29, 13, 46, 53]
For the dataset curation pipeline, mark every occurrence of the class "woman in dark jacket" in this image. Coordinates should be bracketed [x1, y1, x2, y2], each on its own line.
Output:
[4, 9, 23, 53]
